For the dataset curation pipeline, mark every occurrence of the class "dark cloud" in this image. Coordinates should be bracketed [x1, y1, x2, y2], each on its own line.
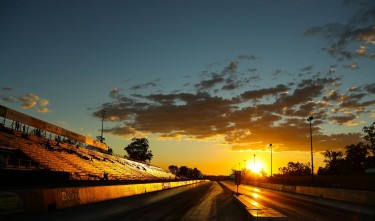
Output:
[195, 73, 225, 91]
[247, 68, 258, 73]
[364, 83, 375, 93]
[237, 54, 258, 60]
[342, 62, 360, 70]
[1, 87, 13, 91]
[130, 82, 157, 90]
[329, 114, 358, 125]
[304, 5, 375, 61]
[223, 61, 239, 74]
[323, 90, 341, 102]
[240, 84, 289, 101]
[92, 55, 371, 153]
[300, 65, 314, 72]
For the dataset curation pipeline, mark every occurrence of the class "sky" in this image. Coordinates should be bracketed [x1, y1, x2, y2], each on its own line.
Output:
[1, 0, 374, 175]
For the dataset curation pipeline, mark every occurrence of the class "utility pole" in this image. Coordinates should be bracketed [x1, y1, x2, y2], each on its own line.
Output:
[100, 110, 106, 143]
[270, 144, 272, 178]
[307, 116, 314, 183]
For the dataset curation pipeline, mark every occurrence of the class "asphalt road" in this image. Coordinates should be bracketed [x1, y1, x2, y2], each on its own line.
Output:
[3, 181, 246, 221]
[220, 181, 375, 221]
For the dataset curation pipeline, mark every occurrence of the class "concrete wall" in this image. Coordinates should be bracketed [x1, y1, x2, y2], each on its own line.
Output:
[2, 180, 206, 214]
[247, 182, 375, 206]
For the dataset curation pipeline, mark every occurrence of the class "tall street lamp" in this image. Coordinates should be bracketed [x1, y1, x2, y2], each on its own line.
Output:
[100, 110, 106, 143]
[270, 144, 272, 178]
[307, 116, 314, 183]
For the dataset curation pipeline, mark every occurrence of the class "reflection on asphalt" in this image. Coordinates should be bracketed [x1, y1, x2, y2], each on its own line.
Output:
[220, 181, 375, 221]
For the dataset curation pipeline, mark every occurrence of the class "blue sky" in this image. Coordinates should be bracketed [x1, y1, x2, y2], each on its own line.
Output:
[1, 0, 374, 175]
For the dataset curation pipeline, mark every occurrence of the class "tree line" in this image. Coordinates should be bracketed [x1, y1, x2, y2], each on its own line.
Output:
[277, 121, 375, 176]
[168, 165, 203, 179]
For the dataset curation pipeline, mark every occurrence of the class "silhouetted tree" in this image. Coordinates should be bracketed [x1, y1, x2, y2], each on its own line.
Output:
[363, 121, 375, 155]
[278, 161, 311, 176]
[178, 166, 189, 178]
[170, 165, 203, 179]
[124, 137, 153, 163]
[345, 142, 369, 173]
[168, 165, 179, 175]
[192, 168, 203, 179]
[321, 150, 346, 175]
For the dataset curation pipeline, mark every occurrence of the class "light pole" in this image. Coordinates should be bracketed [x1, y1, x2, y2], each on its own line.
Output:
[307, 116, 314, 183]
[270, 144, 272, 178]
[100, 110, 106, 143]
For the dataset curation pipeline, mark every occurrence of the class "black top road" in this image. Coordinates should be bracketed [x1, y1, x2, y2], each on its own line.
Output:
[3, 181, 375, 221]
[3, 181, 246, 221]
[221, 181, 375, 221]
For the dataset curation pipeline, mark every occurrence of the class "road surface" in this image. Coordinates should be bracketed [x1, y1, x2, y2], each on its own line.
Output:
[3, 181, 246, 221]
[220, 181, 375, 221]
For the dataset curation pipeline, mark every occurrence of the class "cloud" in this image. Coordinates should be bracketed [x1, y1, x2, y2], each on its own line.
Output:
[329, 114, 358, 125]
[195, 73, 225, 91]
[364, 83, 375, 93]
[110, 88, 120, 96]
[342, 62, 360, 70]
[247, 68, 258, 73]
[1, 91, 51, 113]
[35, 107, 50, 113]
[240, 84, 289, 101]
[195, 60, 258, 92]
[237, 54, 258, 60]
[20, 94, 39, 109]
[93, 66, 374, 154]
[304, 5, 375, 61]
[323, 90, 341, 102]
[1, 87, 13, 91]
[40, 99, 49, 106]
[130, 82, 158, 90]
[300, 65, 314, 72]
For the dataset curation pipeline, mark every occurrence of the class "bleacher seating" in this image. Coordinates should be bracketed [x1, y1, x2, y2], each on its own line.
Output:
[0, 129, 176, 181]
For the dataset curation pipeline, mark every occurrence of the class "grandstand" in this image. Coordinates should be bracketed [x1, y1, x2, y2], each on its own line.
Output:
[0, 105, 176, 185]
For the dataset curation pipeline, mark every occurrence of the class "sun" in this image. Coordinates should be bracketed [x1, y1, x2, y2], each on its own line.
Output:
[247, 161, 264, 174]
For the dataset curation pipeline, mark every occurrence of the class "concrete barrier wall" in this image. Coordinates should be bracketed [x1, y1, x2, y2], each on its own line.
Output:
[294, 186, 375, 206]
[248, 182, 375, 206]
[4, 180, 206, 213]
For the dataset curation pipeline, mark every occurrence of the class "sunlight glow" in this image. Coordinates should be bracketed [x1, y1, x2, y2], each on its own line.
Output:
[247, 161, 264, 174]
[252, 192, 259, 199]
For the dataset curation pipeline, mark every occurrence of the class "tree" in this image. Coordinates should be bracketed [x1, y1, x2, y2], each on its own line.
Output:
[278, 161, 311, 176]
[192, 168, 202, 179]
[345, 142, 369, 173]
[124, 137, 153, 163]
[321, 150, 345, 175]
[363, 121, 375, 155]
[178, 166, 189, 178]
[168, 165, 179, 175]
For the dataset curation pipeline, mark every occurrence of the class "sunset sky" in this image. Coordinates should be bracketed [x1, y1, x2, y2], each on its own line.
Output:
[1, 0, 374, 175]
